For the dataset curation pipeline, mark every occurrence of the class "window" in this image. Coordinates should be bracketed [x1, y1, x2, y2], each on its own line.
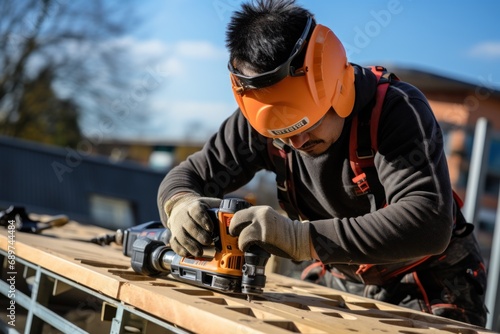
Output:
[89, 194, 135, 229]
[455, 130, 500, 196]
[488, 138, 500, 175]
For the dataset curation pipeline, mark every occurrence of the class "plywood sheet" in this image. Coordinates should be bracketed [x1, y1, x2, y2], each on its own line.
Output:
[0, 222, 495, 334]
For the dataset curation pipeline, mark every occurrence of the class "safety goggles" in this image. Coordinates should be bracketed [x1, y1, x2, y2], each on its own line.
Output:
[228, 16, 313, 91]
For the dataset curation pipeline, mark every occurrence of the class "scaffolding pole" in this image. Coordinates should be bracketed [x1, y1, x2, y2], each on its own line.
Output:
[486, 190, 500, 331]
[463, 117, 491, 231]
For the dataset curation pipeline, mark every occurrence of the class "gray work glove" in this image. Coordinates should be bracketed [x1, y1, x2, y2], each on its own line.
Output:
[229, 206, 312, 261]
[164, 193, 221, 257]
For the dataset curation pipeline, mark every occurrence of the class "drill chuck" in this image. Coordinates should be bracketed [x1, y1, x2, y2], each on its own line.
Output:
[131, 238, 175, 276]
[241, 245, 270, 296]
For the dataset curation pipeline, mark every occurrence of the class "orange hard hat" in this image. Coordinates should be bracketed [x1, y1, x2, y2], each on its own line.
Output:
[229, 17, 355, 138]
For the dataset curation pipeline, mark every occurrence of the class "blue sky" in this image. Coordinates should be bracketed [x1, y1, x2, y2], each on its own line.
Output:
[118, 0, 500, 141]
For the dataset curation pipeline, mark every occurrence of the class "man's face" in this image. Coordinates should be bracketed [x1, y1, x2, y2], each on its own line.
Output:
[278, 108, 345, 156]
[235, 61, 346, 155]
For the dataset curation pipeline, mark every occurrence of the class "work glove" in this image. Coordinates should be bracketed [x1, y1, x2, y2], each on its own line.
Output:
[229, 206, 312, 262]
[164, 193, 221, 257]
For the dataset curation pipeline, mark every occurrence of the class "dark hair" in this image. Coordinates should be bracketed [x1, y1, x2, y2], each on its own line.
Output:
[226, 0, 315, 74]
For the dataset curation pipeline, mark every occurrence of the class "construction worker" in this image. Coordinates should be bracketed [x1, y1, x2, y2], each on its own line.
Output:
[158, 0, 487, 326]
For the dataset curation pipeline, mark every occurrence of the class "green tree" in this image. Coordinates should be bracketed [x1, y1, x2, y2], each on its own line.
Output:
[7, 66, 82, 147]
[0, 0, 143, 147]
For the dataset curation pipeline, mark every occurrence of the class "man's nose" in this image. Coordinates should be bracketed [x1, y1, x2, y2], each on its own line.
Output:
[288, 132, 309, 149]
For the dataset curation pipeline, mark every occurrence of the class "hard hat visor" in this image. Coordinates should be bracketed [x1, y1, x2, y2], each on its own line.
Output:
[229, 18, 355, 139]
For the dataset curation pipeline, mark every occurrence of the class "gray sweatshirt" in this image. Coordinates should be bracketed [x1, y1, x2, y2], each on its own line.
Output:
[158, 65, 455, 279]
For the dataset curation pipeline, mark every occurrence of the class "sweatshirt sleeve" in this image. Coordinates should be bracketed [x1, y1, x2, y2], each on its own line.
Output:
[311, 82, 454, 264]
[157, 109, 271, 211]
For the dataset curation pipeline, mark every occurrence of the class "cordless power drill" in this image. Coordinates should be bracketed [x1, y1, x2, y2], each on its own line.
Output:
[130, 198, 270, 301]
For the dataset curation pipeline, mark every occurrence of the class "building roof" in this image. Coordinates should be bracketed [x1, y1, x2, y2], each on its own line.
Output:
[380, 64, 500, 98]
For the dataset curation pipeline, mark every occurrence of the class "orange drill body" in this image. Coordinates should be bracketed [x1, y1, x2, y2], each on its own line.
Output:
[177, 208, 244, 278]
[131, 198, 269, 296]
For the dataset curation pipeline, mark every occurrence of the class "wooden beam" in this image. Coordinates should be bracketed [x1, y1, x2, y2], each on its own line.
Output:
[0, 221, 495, 334]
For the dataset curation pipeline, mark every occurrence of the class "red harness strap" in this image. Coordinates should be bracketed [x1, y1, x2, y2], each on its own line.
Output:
[349, 65, 398, 195]
[269, 65, 472, 286]
[269, 66, 396, 218]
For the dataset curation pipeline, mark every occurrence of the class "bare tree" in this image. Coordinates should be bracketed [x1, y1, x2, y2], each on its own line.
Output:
[0, 0, 145, 147]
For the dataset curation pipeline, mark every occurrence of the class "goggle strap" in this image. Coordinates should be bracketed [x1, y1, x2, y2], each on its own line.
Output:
[229, 16, 313, 90]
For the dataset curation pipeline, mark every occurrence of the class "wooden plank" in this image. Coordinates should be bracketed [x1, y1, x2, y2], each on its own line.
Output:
[0, 221, 129, 298]
[0, 222, 496, 334]
[120, 273, 494, 334]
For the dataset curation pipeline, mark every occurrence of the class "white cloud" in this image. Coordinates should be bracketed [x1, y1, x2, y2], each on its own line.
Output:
[111, 37, 227, 63]
[116, 38, 227, 77]
[468, 41, 500, 59]
[171, 101, 233, 116]
[147, 100, 237, 141]
[125, 38, 170, 59]
[107, 37, 186, 77]
[175, 41, 228, 59]
[81, 37, 232, 140]
[152, 100, 235, 123]
[158, 57, 185, 77]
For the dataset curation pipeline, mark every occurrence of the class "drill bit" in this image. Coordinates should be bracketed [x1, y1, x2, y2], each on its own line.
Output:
[90, 228, 123, 246]
[90, 233, 116, 245]
[246, 294, 253, 302]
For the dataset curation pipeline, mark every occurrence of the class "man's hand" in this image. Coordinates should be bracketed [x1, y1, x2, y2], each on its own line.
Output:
[164, 193, 221, 257]
[229, 206, 312, 261]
